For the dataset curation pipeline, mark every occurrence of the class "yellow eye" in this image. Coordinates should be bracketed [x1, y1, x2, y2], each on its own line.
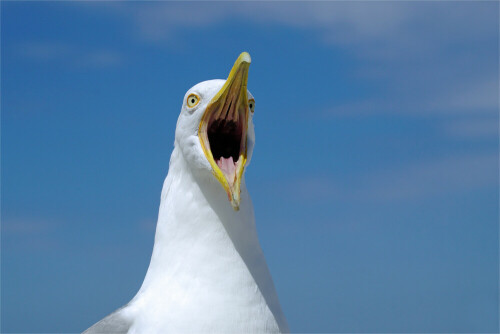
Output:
[248, 99, 255, 113]
[187, 94, 200, 108]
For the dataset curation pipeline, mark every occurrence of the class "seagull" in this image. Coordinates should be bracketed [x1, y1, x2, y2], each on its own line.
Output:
[84, 52, 289, 334]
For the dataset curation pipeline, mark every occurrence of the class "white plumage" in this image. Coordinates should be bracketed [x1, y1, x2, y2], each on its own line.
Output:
[84, 53, 288, 334]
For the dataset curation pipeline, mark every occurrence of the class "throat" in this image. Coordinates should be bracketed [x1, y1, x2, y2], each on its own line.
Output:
[207, 118, 242, 184]
[207, 119, 242, 162]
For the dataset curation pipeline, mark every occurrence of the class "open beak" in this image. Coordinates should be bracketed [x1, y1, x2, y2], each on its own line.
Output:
[198, 52, 251, 211]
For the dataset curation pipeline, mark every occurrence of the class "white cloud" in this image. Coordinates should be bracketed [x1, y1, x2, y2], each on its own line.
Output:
[93, 2, 496, 120]
[74, 50, 123, 68]
[16, 41, 123, 69]
[2, 217, 59, 251]
[326, 76, 499, 117]
[430, 77, 499, 115]
[76, 1, 499, 136]
[284, 152, 498, 203]
[445, 117, 499, 139]
[87, 2, 496, 58]
[17, 41, 74, 61]
[2, 217, 55, 235]
[139, 219, 157, 232]
[361, 152, 498, 201]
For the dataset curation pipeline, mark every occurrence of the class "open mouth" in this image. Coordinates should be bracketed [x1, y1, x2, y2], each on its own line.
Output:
[198, 52, 251, 210]
[206, 101, 246, 187]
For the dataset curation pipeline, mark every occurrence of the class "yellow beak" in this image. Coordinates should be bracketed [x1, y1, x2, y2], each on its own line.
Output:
[198, 52, 251, 211]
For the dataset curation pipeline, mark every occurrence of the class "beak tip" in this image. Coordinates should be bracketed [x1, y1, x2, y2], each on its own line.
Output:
[230, 200, 240, 211]
[230, 194, 241, 211]
[239, 52, 251, 65]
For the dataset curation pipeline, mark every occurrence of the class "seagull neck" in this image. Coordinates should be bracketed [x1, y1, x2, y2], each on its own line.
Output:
[140, 144, 257, 287]
[132, 144, 288, 333]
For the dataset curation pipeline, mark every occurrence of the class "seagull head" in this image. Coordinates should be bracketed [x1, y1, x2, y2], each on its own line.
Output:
[175, 52, 256, 211]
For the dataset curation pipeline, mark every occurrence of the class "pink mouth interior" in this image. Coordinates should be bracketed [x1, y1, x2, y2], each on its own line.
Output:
[217, 156, 237, 184]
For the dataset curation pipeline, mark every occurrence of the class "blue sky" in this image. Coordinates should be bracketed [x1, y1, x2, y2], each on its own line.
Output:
[1, 2, 498, 333]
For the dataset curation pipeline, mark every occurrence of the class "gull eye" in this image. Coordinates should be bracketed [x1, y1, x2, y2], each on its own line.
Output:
[248, 99, 255, 113]
[187, 94, 200, 108]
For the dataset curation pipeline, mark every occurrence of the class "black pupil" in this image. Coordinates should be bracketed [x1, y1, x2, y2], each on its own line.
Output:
[191, 99, 195, 103]
[250, 104, 253, 108]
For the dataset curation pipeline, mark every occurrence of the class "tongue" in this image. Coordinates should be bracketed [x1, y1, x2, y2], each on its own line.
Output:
[217, 156, 237, 184]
